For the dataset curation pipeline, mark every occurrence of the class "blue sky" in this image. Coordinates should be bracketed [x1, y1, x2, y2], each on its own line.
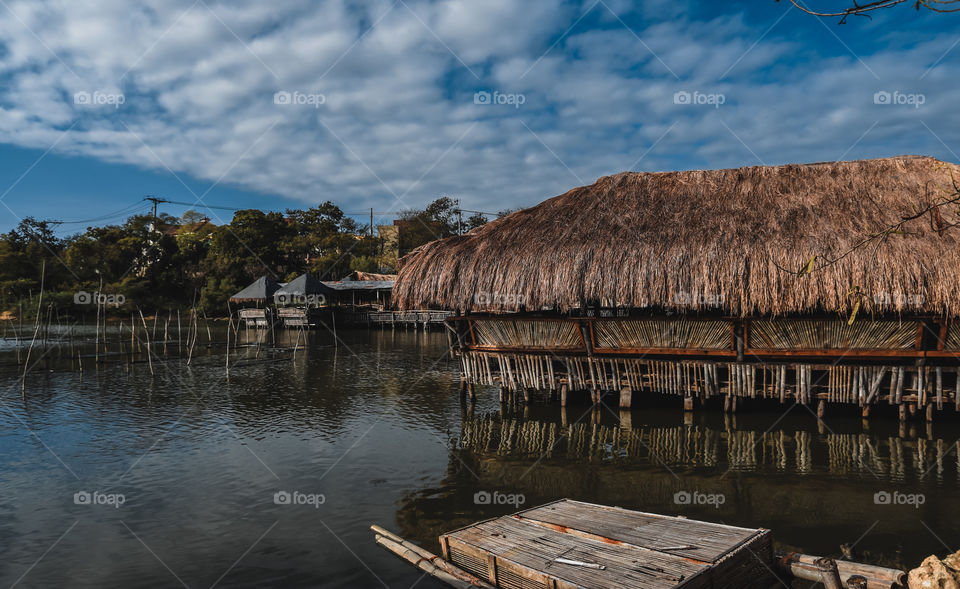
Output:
[0, 0, 957, 235]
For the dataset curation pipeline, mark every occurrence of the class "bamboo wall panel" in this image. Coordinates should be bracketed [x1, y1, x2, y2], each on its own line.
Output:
[458, 350, 960, 410]
[947, 323, 960, 350]
[472, 319, 582, 349]
[593, 319, 731, 350]
[748, 319, 918, 350]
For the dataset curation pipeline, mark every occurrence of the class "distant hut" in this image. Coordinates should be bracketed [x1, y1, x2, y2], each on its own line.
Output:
[323, 278, 394, 309]
[273, 273, 328, 306]
[230, 276, 281, 328]
[229, 276, 281, 306]
[342, 270, 397, 282]
[394, 156, 960, 416]
[273, 273, 328, 327]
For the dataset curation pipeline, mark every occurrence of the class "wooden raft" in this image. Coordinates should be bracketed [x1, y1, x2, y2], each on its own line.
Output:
[439, 499, 776, 589]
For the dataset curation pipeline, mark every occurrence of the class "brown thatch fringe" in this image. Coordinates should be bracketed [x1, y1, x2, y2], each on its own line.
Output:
[394, 156, 960, 317]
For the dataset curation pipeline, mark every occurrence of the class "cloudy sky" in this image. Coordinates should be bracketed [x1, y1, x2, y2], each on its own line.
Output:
[0, 0, 957, 233]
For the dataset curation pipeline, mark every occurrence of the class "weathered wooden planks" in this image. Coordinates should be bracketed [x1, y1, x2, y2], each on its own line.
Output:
[440, 500, 776, 589]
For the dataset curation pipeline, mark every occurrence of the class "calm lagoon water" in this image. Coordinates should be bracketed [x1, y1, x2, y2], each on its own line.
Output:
[1, 327, 958, 587]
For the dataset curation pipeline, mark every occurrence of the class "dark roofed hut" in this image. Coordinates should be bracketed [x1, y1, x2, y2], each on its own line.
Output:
[394, 156, 960, 417]
[273, 273, 329, 327]
[229, 276, 281, 305]
[230, 276, 281, 328]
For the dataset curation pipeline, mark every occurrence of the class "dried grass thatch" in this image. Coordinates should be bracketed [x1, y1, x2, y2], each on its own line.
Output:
[394, 156, 960, 317]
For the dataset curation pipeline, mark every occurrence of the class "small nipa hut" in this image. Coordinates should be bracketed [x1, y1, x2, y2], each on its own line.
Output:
[273, 273, 329, 327]
[230, 276, 281, 328]
[394, 156, 960, 419]
[229, 276, 281, 305]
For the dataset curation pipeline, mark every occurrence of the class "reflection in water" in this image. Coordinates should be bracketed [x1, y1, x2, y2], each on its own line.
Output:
[460, 412, 960, 483]
[399, 402, 960, 573]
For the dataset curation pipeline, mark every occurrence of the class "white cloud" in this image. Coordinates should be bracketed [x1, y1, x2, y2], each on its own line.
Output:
[0, 0, 957, 219]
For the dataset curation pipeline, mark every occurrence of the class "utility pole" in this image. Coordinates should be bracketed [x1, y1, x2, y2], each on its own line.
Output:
[144, 196, 167, 229]
[370, 207, 374, 237]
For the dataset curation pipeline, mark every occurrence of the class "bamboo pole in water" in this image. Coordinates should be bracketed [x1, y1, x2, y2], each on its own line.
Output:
[371, 526, 495, 589]
[776, 552, 905, 588]
[138, 309, 154, 376]
[21, 260, 45, 395]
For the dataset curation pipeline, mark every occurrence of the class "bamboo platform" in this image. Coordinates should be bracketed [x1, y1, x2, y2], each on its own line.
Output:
[375, 501, 907, 588]
[392, 499, 774, 589]
[457, 351, 960, 419]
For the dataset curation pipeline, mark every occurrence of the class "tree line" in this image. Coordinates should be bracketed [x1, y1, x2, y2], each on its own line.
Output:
[0, 196, 502, 318]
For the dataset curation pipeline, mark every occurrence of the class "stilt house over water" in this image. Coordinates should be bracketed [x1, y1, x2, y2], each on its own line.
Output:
[393, 156, 960, 418]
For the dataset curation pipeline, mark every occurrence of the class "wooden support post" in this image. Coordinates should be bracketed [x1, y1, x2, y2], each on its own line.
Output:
[908, 403, 918, 418]
[926, 402, 934, 422]
[724, 395, 731, 413]
[560, 383, 568, 407]
[467, 382, 475, 402]
[619, 409, 632, 430]
[522, 388, 530, 404]
[899, 403, 908, 422]
[683, 396, 694, 412]
[734, 323, 745, 363]
[817, 399, 826, 419]
[815, 557, 843, 589]
[620, 387, 632, 409]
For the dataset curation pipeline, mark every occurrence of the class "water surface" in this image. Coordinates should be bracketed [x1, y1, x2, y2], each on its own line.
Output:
[1, 327, 957, 587]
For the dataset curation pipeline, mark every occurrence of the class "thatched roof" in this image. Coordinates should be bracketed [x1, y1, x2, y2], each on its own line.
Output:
[229, 276, 280, 303]
[394, 156, 960, 317]
[343, 271, 397, 281]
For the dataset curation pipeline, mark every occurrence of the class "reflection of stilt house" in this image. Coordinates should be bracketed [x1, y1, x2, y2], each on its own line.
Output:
[394, 157, 960, 419]
[229, 276, 281, 328]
